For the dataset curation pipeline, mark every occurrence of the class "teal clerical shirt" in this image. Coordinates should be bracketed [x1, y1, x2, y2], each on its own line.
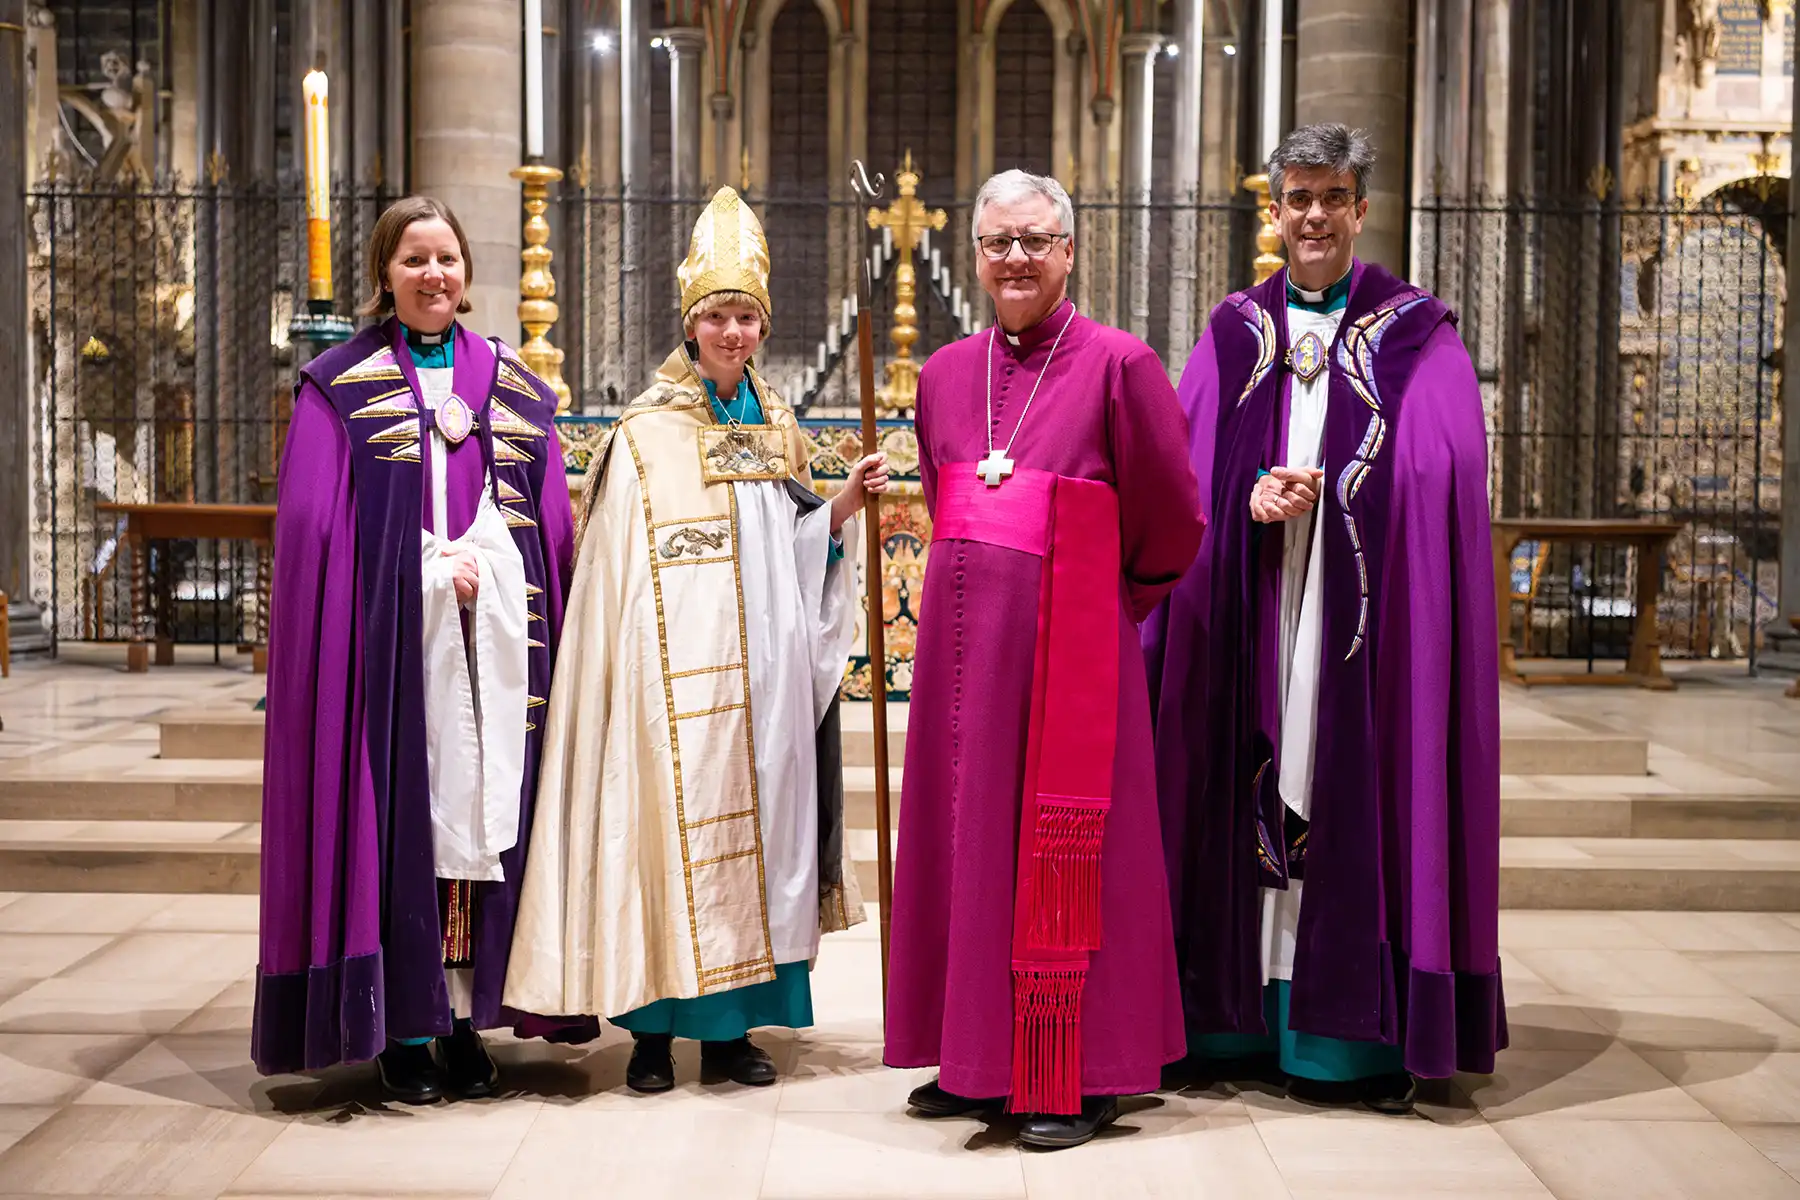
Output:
[401, 322, 456, 368]
[1286, 269, 1351, 314]
[702, 375, 764, 425]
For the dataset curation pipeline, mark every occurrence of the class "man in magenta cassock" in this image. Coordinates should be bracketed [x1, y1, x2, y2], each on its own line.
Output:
[1143, 124, 1506, 1114]
[883, 169, 1205, 1150]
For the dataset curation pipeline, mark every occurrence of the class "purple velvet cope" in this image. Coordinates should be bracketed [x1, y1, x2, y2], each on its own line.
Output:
[252, 319, 576, 1075]
[1148, 262, 1508, 1078]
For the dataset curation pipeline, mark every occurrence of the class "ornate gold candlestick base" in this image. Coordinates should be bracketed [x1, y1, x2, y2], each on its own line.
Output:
[1244, 173, 1286, 284]
[511, 161, 573, 413]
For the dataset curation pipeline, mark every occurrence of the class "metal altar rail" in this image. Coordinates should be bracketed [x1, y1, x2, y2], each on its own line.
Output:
[21, 179, 1790, 666]
[1415, 191, 1787, 668]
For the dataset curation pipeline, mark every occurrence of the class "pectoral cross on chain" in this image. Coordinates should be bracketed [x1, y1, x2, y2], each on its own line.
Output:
[977, 449, 1014, 487]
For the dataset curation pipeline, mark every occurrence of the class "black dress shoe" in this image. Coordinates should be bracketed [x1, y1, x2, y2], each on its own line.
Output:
[906, 1078, 992, 1118]
[700, 1036, 777, 1086]
[1288, 1071, 1417, 1115]
[376, 1041, 445, 1105]
[438, 1018, 500, 1100]
[1017, 1095, 1121, 1150]
[626, 1032, 676, 1093]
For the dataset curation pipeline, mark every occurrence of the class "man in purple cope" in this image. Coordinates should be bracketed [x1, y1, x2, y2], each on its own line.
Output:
[883, 169, 1206, 1150]
[1144, 124, 1506, 1115]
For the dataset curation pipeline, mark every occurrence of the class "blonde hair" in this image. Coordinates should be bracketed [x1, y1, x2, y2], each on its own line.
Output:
[683, 290, 772, 340]
[359, 196, 475, 317]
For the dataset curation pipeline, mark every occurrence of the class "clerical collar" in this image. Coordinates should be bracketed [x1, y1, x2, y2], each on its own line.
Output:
[1286, 270, 1352, 314]
[1000, 298, 1076, 350]
[403, 321, 455, 349]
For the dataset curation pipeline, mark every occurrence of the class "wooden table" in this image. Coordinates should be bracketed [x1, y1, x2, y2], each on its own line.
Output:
[1491, 518, 1684, 690]
[95, 503, 277, 674]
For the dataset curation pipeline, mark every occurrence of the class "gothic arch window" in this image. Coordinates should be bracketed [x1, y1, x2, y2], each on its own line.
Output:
[992, 1, 1057, 177]
[867, 0, 962, 357]
[866, 0, 959, 199]
[764, 0, 833, 351]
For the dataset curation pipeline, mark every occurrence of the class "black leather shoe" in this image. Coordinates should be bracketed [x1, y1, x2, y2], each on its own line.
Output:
[627, 1033, 676, 1093]
[700, 1036, 778, 1086]
[438, 1018, 500, 1100]
[376, 1041, 445, 1105]
[1288, 1071, 1417, 1115]
[1018, 1095, 1121, 1150]
[1360, 1072, 1418, 1115]
[906, 1078, 992, 1118]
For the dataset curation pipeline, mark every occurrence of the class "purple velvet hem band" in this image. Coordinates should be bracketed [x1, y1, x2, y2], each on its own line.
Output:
[1403, 964, 1509, 1078]
[251, 953, 386, 1076]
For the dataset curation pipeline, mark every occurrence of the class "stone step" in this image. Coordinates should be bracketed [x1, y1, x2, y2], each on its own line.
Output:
[0, 760, 261, 822]
[6, 819, 1796, 913]
[153, 700, 1649, 777]
[1497, 837, 1800, 910]
[843, 768, 1800, 840]
[848, 837, 1800, 913]
[1500, 791, 1800, 839]
[0, 820, 259, 894]
[158, 708, 265, 760]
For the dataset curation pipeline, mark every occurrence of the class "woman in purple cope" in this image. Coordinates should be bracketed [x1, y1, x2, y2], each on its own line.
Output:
[252, 196, 578, 1104]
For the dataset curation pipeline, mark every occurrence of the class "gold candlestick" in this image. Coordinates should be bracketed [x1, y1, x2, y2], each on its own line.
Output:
[865, 150, 947, 414]
[511, 161, 573, 413]
[1244, 173, 1285, 284]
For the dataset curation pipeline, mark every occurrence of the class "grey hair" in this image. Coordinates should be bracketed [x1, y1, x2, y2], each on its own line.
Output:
[1267, 123, 1376, 200]
[970, 169, 1076, 243]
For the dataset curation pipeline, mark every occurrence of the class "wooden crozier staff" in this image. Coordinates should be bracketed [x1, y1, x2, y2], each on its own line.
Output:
[849, 161, 896, 1003]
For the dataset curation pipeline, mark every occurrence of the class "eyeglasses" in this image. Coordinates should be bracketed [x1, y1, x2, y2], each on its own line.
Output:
[1279, 188, 1357, 214]
[975, 232, 1070, 259]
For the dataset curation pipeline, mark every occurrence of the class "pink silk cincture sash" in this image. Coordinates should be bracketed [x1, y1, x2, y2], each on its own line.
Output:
[933, 466, 1123, 1114]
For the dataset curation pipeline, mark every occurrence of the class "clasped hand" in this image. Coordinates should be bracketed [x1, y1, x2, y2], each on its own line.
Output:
[1250, 466, 1326, 523]
[440, 547, 480, 605]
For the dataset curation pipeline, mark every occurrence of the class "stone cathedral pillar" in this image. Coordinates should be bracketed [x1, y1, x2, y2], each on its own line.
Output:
[1293, 0, 1410, 271]
[412, 0, 524, 339]
[1119, 31, 1160, 344]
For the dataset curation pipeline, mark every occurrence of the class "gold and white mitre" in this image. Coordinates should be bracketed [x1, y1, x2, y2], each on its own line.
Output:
[678, 186, 773, 321]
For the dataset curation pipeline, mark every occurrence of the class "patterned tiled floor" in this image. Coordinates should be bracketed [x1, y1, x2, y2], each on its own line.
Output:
[0, 655, 1797, 1197]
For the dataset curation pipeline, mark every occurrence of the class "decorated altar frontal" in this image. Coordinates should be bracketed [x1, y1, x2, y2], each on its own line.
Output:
[558, 414, 926, 701]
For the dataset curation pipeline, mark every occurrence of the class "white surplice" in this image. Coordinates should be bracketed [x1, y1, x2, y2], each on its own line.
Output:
[1260, 302, 1344, 984]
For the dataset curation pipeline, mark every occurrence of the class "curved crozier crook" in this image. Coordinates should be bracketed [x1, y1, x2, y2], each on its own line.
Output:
[850, 160, 885, 203]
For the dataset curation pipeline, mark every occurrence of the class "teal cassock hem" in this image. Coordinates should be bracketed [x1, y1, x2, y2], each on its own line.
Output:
[1188, 980, 1405, 1082]
[610, 960, 814, 1041]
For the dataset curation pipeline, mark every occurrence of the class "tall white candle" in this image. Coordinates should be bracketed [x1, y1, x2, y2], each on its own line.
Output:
[951, 285, 963, 313]
[302, 69, 332, 301]
[931, 248, 942, 277]
[827, 323, 841, 352]
[818, 342, 828, 373]
[524, 0, 545, 158]
[882, 226, 893, 260]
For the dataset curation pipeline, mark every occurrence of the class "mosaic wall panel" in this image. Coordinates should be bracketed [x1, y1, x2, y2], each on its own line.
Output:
[559, 416, 928, 700]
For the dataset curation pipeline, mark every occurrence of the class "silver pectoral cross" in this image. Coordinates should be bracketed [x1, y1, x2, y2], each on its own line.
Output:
[977, 449, 1015, 487]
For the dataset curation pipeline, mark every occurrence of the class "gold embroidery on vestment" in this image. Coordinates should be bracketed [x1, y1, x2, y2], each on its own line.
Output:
[698, 424, 788, 484]
[659, 526, 730, 559]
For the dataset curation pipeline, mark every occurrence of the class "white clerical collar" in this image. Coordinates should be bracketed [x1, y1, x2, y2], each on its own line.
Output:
[1005, 332, 1021, 346]
[1292, 283, 1329, 304]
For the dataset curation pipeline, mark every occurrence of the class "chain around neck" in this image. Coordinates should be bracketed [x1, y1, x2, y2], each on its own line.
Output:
[985, 304, 1078, 461]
